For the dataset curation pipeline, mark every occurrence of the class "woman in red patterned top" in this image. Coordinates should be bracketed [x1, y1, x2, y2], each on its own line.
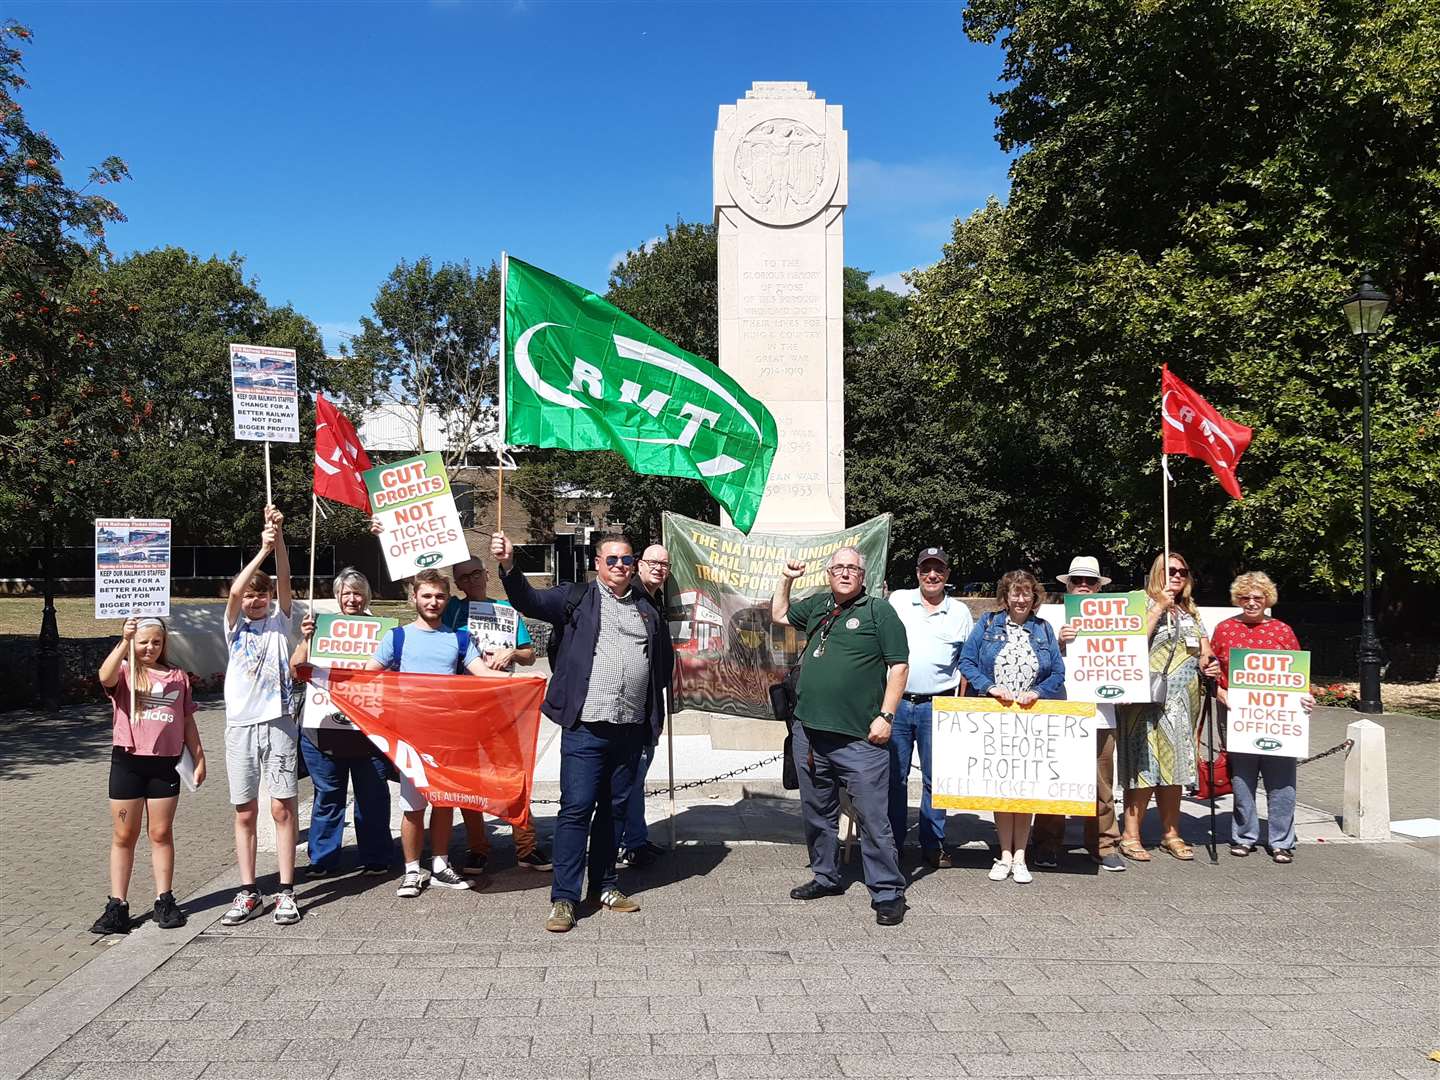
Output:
[1211, 572, 1313, 864]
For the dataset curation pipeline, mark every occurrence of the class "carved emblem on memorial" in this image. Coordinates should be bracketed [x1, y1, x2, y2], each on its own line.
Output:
[729, 118, 835, 226]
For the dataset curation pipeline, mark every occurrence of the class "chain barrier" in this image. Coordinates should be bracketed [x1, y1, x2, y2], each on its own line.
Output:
[530, 751, 785, 805]
[1298, 737, 1353, 766]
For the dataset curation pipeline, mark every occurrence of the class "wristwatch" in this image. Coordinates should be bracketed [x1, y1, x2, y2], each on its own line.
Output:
[879, 711, 895, 723]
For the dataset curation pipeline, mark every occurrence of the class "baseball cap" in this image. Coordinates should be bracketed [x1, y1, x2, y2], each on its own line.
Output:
[916, 547, 949, 567]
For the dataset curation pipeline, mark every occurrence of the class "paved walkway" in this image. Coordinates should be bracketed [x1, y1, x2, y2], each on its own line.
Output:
[1, 700, 1435, 1079]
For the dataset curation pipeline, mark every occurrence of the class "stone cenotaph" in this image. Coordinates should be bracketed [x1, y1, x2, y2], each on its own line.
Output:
[714, 82, 847, 534]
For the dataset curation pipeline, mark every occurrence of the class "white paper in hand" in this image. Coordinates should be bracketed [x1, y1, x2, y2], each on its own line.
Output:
[178, 746, 200, 793]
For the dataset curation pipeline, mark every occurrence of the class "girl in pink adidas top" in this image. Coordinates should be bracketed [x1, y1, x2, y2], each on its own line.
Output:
[93, 617, 207, 935]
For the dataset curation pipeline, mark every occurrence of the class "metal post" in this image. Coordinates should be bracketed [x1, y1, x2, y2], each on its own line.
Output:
[1357, 337, 1383, 713]
[37, 526, 61, 713]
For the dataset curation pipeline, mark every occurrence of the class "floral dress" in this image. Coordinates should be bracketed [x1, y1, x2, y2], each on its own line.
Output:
[992, 619, 1040, 693]
[1118, 608, 1201, 788]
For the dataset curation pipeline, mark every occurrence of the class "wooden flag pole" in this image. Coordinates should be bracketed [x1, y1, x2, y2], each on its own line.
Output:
[497, 251, 508, 534]
[127, 609, 137, 723]
[264, 440, 273, 508]
[1161, 452, 1171, 573]
[308, 491, 319, 606]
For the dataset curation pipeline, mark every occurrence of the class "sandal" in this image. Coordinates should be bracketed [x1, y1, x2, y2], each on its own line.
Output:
[1229, 843, 1257, 857]
[1160, 836, 1195, 861]
[1271, 848, 1294, 864]
[1119, 838, 1151, 862]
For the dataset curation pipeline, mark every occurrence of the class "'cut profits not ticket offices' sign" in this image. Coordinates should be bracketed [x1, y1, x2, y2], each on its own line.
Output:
[1226, 648, 1311, 757]
[363, 452, 472, 579]
[229, 343, 300, 442]
[932, 697, 1099, 816]
[1062, 590, 1151, 704]
[302, 613, 398, 730]
[95, 518, 172, 619]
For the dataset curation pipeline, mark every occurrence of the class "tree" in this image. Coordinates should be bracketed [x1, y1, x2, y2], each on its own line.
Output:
[904, 0, 1439, 608]
[95, 248, 378, 548]
[345, 257, 501, 472]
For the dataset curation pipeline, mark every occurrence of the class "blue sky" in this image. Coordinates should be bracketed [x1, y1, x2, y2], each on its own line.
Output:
[15, 1, 1012, 352]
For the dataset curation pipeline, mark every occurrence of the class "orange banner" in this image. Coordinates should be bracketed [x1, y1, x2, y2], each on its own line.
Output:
[323, 668, 546, 825]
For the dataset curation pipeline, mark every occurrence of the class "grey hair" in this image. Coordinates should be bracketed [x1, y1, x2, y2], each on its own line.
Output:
[332, 567, 373, 606]
[828, 546, 866, 571]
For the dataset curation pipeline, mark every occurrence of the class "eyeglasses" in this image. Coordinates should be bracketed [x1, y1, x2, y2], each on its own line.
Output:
[828, 565, 864, 577]
[1168, 567, 1190, 578]
[640, 560, 670, 571]
[603, 554, 636, 568]
[455, 569, 485, 579]
[1238, 594, 1267, 604]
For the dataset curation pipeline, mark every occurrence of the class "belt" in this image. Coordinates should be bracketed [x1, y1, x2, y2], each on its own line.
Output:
[902, 687, 958, 704]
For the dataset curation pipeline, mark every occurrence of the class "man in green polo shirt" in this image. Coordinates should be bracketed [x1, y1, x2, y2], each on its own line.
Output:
[771, 546, 910, 926]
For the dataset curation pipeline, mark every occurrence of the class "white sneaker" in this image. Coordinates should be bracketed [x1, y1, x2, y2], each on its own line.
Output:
[1011, 861, 1033, 885]
[272, 891, 301, 924]
[988, 859, 1012, 881]
[396, 870, 425, 898]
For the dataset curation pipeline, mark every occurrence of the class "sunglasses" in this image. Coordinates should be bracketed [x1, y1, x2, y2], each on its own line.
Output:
[1068, 576, 1099, 586]
[603, 554, 636, 568]
[1168, 566, 1190, 578]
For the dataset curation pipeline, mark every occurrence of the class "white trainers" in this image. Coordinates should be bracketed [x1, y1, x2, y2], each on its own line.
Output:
[1011, 861, 1033, 885]
[273, 891, 301, 924]
[220, 890, 266, 925]
[988, 859, 1012, 882]
[396, 870, 426, 898]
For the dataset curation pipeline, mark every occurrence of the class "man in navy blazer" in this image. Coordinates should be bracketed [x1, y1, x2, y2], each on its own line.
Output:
[492, 531, 674, 934]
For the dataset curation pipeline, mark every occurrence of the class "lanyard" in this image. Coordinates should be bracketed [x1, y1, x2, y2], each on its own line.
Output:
[811, 597, 860, 658]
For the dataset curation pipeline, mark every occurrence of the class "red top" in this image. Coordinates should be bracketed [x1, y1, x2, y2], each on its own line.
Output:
[1210, 616, 1302, 689]
[106, 663, 196, 757]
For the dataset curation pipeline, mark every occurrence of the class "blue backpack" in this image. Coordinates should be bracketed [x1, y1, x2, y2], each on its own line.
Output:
[391, 626, 471, 673]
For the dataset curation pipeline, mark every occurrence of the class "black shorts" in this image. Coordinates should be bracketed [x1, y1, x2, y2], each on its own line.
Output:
[109, 747, 182, 800]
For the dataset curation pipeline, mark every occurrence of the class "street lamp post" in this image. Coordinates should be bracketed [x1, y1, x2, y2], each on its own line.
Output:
[1341, 272, 1391, 714]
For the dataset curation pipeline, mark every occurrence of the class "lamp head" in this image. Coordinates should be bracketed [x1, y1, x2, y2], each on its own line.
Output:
[1343, 272, 1391, 337]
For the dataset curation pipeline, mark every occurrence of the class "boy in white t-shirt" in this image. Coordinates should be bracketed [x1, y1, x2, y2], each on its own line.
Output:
[220, 506, 301, 926]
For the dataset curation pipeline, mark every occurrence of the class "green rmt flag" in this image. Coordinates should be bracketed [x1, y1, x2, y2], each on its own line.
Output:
[501, 256, 778, 533]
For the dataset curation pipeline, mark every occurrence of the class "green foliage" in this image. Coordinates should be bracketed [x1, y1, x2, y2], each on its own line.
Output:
[0, 21, 132, 553]
[905, 0, 1440, 597]
[345, 257, 501, 471]
[93, 248, 377, 547]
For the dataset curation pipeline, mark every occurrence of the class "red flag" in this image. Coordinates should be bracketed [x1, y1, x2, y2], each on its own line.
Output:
[323, 668, 546, 824]
[1161, 365, 1253, 500]
[313, 394, 373, 510]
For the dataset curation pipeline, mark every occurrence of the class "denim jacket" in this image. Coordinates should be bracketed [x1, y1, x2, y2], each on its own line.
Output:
[959, 610, 1067, 700]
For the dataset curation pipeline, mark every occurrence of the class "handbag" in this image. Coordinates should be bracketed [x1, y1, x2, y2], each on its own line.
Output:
[1194, 679, 1232, 798]
[770, 663, 802, 790]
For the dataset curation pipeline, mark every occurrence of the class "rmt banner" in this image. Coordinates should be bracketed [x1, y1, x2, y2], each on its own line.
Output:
[931, 697, 1099, 816]
[94, 518, 172, 619]
[1226, 648, 1312, 757]
[661, 511, 890, 719]
[363, 452, 472, 579]
[1062, 591, 1151, 704]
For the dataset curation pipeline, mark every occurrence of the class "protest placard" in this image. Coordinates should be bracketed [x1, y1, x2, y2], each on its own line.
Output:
[229, 343, 300, 443]
[1062, 590, 1151, 704]
[363, 452, 472, 579]
[932, 697, 1099, 815]
[94, 518, 172, 619]
[465, 600, 522, 659]
[1226, 648, 1311, 757]
[301, 612, 398, 731]
[661, 511, 892, 718]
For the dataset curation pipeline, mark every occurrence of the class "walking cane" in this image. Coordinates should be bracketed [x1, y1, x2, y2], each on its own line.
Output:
[1203, 675, 1219, 863]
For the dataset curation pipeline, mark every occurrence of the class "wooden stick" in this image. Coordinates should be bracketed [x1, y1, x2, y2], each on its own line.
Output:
[1162, 452, 1170, 575]
[308, 491, 318, 605]
[497, 251, 508, 535]
[264, 440, 273, 508]
[127, 629, 137, 723]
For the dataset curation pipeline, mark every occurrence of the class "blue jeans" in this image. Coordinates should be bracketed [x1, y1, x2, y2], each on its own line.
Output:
[552, 722, 645, 903]
[1230, 752, 1298, 851]
[793, 724, 905, 904]
[619, 740, 655, 850]
[887, 697, 946, 856]
[299, 734, 393, 869]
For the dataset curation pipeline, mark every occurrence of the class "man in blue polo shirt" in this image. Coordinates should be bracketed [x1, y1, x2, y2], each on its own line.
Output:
[887, 546, 974, 870]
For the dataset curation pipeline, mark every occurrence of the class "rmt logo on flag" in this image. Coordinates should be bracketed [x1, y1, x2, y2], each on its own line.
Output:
[1160, 366, 1254, 500]
[313, 394, 373, 511]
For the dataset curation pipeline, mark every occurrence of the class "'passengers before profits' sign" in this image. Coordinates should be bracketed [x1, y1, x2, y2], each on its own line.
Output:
[1226, 648, 1311, 758]
[229, 343, 300, 443]
[931, 697, 1099, 816]
[94, 518, 171, 619]
[1062, 590, 1151, 704]
[363, 452, 471, 578]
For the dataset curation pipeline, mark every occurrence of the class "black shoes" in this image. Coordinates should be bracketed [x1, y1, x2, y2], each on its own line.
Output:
[90, 896, 131, 935]
[617, 841, 664, 869]
[153, 891, 186, 930]
[873, 898, 906, 926]
[789, 880, 845, 901]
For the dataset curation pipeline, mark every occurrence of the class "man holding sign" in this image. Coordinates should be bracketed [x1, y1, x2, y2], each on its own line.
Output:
[1211, 572, 1314, 864]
